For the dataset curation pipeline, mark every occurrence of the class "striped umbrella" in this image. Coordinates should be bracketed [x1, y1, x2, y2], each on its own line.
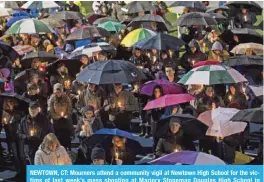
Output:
[121, 28, 156, 47]
[6, 19, 54, 34]
[21, 1, 59, 9]
[178, 65, 247, 85]
[13, 45, 35, 56]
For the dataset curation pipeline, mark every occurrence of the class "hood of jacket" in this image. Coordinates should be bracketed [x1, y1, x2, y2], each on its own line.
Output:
[212, 41, 223, 51]
[188, 39, 200, 52]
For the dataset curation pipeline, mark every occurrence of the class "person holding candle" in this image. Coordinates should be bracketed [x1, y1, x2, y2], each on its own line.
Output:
[224, 84, 247, 109]
[208, 41, 229, 62]
[18, 102, 53, 166]
[49, 63, 71, 89]
[236, 6, 256, 29]
[34, 133, 72, 165]
[129, 48, 150, 70]
[48, 83, 73, 150]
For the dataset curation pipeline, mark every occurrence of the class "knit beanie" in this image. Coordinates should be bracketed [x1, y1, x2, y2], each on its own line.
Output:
[91, 144, 105, 161]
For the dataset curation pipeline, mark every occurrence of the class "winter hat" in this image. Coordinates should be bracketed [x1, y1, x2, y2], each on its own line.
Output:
[29, 101, 40, 109]
[43, 39, 51, 46]
[82, 105, 95, 115]
[91, 144, 105, 161]
[53, 83, 63, 92]
[169, 117, 181, 126]
[212, 41, 223, 51]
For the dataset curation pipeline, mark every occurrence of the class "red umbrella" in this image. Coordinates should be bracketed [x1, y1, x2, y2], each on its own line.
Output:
[143, 94, 195, 110]
[192, 60, 220, 68]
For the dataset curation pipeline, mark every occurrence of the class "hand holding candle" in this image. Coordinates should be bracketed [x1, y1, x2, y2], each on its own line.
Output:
[115, 152, 119, 160]
[228, 95, 232, 102]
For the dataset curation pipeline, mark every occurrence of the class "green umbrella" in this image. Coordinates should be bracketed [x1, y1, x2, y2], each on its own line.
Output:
[97, 21, 126, 33]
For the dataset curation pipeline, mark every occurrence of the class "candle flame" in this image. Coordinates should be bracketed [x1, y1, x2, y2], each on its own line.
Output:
[115, 152, 119, 159]
[61, 112, 64, 117]
[228, 95, 232, 101]
[117, 102, 121, 107]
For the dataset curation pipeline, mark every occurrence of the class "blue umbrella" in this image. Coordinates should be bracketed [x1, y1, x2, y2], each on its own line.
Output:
[95, 128, 137, 141]
[6, 16, 30, 27]
[12, 10, 30, 17]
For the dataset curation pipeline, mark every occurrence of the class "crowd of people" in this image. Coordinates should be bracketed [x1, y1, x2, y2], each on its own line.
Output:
[0, 1, 263, 179]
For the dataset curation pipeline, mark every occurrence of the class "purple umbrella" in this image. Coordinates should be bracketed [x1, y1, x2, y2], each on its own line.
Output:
[149, 151, 226, 165]
[140, 79, 184, 96]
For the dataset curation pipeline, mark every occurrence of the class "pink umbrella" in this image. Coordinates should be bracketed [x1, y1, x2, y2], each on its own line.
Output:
[192, 60, 220, 68]
[13, 45, 35, 56]
[143, 94, 195, 110]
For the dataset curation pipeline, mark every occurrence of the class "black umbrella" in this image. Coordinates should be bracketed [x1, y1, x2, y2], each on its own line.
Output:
[49, 11, 83, 20]
[66, 26, 110, 41]
[209, 13, 228, 21]
[133, 32, 185, 50]
[121, 1, 156, 14]
[128, 14, 171, 31]
[206, 6, 230, 13]
[225, 1, 262, 14]
[45, 59, 82, 79]
[175, 12, 217, 26]
[77, 60, 147, 84]
[231, 107, 263, 124]
[87, 14, 106, 24]
[0, 92, 30, 112]
[93, 17, 119, 25]
[155, 114, 208, 141]
[222, 55, 263, 67]
[169, 1, 206, 12]
[0, 41, 19, 63]
[220, 28, 263, 44]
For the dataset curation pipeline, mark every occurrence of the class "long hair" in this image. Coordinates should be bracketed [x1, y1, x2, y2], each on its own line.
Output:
[41, 133, 61, 152]
[152, 85, 164, 99]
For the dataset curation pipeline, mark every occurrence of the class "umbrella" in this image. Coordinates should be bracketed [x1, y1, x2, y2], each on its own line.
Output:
[192, 60, 220, 68]
[175, 12, 217, 26]
[93, 17, 119, 25]
[21, 1, 59, 9]
[220, 28, 263, 44]
[121, 28, 156, 47]
[206, 120, 247, 138]
[169, 1, 206, 12]
[231, 107, 263, 124]
[45, 59, 82, 79]
[133, 32, 185, 51]
[0, 2, 19, 9]
[143, 94, 195, 110]
[225, 1, 262, 14]
[66, 26, 110, 41]
[121, 1, 156, 14]
[234, 151, 254, 164]
[206, 6, 230, 13]
[230, 43, 264, 55]
[5, 16, 30, 28]
[209, 13, 228, 21]
[156, 114, 208, 140]
[0, 93, 30, 111]
[77, 60, 146, 84]
[5, 19, 54, 34]
[149, 151, 226, 165]
[222, 55, 263, 67]
[0, 41, 19, 62]
[178, 65, 248, 85]
[49, 11, 83, 20]
[0, 7, 11, 17]
[69, 42, 116, 59]
[41, 18, 66, 28]
[128, 14, 171, 31]
[22, 51, 58, 61]
[249, 85, 263, 101]
[97, 21, 126, 33]
[140, 79, 184, 96]
[87, 14, 105, 24]
[198, 107, 240, 127]
[12, 45, 35, 56]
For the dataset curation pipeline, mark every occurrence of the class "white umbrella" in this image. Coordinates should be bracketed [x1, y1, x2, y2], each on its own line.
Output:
[21, 1, 59, 9]
[231, 43, 263, 55]
[249, 85, 263, 97]
[0, 1, 19, 9]
[0, 7, 11, 17]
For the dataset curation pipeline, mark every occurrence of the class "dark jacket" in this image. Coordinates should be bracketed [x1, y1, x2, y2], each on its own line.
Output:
[67, 4, 80, 12]
[108, 145, 136, 165]
[129, 55, 150, 69]
[224, 91, 247, 108]
[237, 12, 256, 29]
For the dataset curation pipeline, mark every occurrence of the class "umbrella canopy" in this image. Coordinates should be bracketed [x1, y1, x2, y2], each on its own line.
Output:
[178, 65, 248, 85]
[249, 85, 263, 100]
[157, 114, 208, 140]
[220, 28, 263, 44]
[121, 28, 156, 47]
[21, 1, 59, 9]
[41, 18, 65, 28]
[93, 17, 119, 25]
[222, 55, 263, 67]
[0, 2, 19, 9]
[13, 45, 35, 56]
[192, 60, 220, 68]
[149, 151, 226, 165]
[0, 41, 19, 62]
[133, 32, 185, 50]
[97, 21, 126, 33]
[6, 16, 30, 28]
[140, 79, 184, 96]
[143, 94, 195, 110]
[77, 60, 146, 84]
[121, 1, 156, 14]
[0, 92, 30, 111]
[169, 1, 206, 12]
[45, 59, 82, 79]
[231, 43, 263, 55]
[198, 107, 240, 127]
[6, 19, 54, 34]
[128, 14, 171, 31]
[49, 11, 83, 20]
[206, 6, 230, 13]
[209, 13, 228, 21]
[66, 26, 110, 41]
[22, 51, 58, 61]
[231, 107, 263, 124]
[87, 14, 106, 24]
[0, 7, 11, 17]
[175, 12, 217, 26]
[225, 1, 262, 14]
[69, 42, 116, 59]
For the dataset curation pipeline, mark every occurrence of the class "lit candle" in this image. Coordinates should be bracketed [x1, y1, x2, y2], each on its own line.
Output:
[77, 90, 81, 95]
[191, 60, 195, 65]
[61, 112, 64, 117]
[174, 149, 179, 152]
[3, 117, 7, 124]
[153, 56, 157, 63]
[30, 129, 34, 136]
[244, 15, 247, 22]
[115, 152, 119, 159]
[242, 87, 246, 93]
[39, 67, 44, 72]
[228, 95, 232, 102]
[36, 88, 40, 93]
[117, 102, 121, 108]
[38, 107, 41, 112]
